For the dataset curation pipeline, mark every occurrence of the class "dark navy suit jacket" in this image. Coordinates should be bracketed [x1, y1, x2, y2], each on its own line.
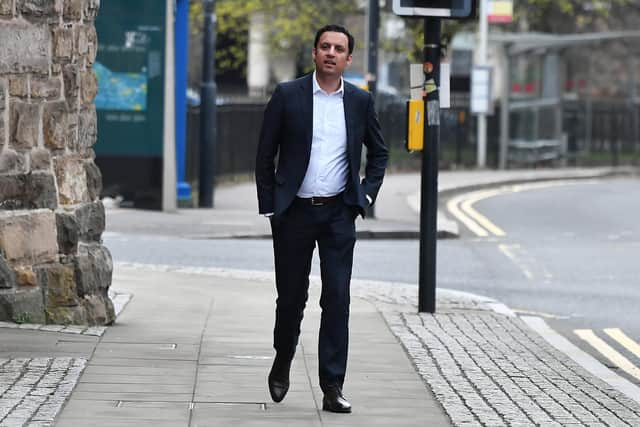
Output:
[255, 73, 389, 218]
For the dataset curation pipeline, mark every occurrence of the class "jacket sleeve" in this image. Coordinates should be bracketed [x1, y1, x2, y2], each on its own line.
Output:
[361, 92, 389, 205]
[255, 85, 284, 214]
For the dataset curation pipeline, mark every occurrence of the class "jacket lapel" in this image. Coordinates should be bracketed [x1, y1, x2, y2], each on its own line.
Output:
[342, 83, 356, 157]
[299, 74, 313, 154]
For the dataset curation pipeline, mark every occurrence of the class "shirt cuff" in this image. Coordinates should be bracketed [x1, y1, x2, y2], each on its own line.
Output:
[366, 195, 373, 206]
[262, 213, 274, 217]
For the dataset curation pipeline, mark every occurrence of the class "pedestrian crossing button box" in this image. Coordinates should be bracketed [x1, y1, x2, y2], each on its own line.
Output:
[406, 99, 424, 152]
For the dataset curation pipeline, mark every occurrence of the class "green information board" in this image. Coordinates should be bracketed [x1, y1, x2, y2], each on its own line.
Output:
[94, 1, 166, 157]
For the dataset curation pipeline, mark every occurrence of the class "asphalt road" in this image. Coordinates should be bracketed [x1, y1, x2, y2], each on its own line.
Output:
[462, 178, 639, 328]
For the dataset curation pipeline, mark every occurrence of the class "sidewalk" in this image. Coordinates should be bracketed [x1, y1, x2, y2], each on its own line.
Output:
[46, 265, 640, 426]
[1, 166, 640, 426]
[53, 267, 450, 427]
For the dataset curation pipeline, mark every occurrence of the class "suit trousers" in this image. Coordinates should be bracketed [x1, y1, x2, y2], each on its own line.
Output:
[270, 196, 356, 392]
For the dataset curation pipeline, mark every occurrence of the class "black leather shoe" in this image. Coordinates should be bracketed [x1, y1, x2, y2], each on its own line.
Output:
[268, 355, 291, 403]
[322, 386, 352, 413]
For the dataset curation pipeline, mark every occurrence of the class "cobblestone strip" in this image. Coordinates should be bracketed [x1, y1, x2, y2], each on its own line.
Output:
[385, 309, 640, 426]
[386, 311, 483, 426]
[494, 314, 640, 425]
[0, 358, 86, 427]
[431, 312, 582, 425]
[456, 313, 580, 425]
[469, 313, 621, 423]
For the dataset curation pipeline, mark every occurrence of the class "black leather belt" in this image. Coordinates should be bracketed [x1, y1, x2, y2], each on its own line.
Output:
[296, 194, 341, 206]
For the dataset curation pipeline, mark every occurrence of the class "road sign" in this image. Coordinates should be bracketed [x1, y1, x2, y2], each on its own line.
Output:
[488, 0, 513, 23]
[471, 65, 493, 114]
[392, 0, 476, 18]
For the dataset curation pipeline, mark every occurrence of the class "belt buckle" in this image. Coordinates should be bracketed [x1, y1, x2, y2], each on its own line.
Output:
[311, 197, 324, 206]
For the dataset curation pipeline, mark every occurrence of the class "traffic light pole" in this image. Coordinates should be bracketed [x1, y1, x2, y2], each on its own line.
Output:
[365, 0, 379, 219]
[418, 17, 441, 313]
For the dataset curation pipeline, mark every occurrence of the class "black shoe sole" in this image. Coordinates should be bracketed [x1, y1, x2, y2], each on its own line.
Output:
[322, 403, 352, 413]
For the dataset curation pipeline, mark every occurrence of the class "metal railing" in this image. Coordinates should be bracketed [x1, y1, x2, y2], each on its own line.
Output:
[186, 102, 265, 184]
[183, 96, 639, 185]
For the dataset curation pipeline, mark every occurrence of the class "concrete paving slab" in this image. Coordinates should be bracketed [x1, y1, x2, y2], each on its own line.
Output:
[98, 331, 204, 345]
[191, 402, 323, 427]
[201, 335, 272, 343]
[85, 358, 197, 369]
[198, 342, 273, 357]
[100, 322, 208, 340]
[79, 373, 195, 385]
[57, 421, 183, 427]
[196, 357, 273, 368]
[73, 382, 194, 394]
[87, 342, 200, 361]
[69, 391, 194, 402]
[57, 400, 191, 424]
[80, 365, 197, 378]
[192, 415, 322, 427]
[0, 329, 98, 359]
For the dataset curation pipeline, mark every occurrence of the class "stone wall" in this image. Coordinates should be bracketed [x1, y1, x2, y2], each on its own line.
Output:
[0, 0, 114, 325]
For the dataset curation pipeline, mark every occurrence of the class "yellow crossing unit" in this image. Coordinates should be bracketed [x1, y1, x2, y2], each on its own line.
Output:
[406, 99, 424, 152]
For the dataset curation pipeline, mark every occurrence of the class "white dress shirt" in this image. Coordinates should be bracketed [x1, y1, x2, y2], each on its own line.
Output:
[297, 72, 349, 198]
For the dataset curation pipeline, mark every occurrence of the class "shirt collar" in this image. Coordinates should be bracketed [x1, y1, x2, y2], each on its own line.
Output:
[312, 71, 344, 97]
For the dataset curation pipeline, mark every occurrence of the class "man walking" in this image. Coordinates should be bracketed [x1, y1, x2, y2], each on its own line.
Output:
[255, 24, 388, 413]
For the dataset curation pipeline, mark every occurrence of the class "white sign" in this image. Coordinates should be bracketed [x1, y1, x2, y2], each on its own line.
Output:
[409, 63, 450, 108]
[392, 0, 475, 18]
[470, 65, 492, 114]
[409, 64, 423, 100]
[440, 62, 450, 109]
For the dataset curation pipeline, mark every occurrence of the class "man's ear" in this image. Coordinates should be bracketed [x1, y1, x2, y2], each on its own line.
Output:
[312, 47, 317, 61]
[346, 54, 353, 67]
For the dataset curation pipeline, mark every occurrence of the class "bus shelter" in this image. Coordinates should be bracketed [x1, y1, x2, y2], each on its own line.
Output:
[492, 31, 640, 169]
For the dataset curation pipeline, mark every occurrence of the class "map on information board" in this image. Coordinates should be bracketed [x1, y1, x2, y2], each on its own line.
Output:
[94, 62, 148, 111]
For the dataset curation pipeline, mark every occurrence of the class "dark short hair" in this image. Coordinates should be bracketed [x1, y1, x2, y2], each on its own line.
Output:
[314, 24, 354, 55]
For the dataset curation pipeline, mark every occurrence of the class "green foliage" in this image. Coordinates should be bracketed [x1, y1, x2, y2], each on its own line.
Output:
[190, 0, 360, 74]
[396, 19, 471, 64]
[515, 0, 632, 32]
[13, 312, 33, 324]
[189, 0, 635, 78]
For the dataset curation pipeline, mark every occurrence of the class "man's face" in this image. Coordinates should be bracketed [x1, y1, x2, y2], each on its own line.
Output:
[312, 31, 352, 78]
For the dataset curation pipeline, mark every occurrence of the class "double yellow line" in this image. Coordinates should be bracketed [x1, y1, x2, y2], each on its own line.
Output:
[446, 180, 599, 238]
[446, 188, 507, 237]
